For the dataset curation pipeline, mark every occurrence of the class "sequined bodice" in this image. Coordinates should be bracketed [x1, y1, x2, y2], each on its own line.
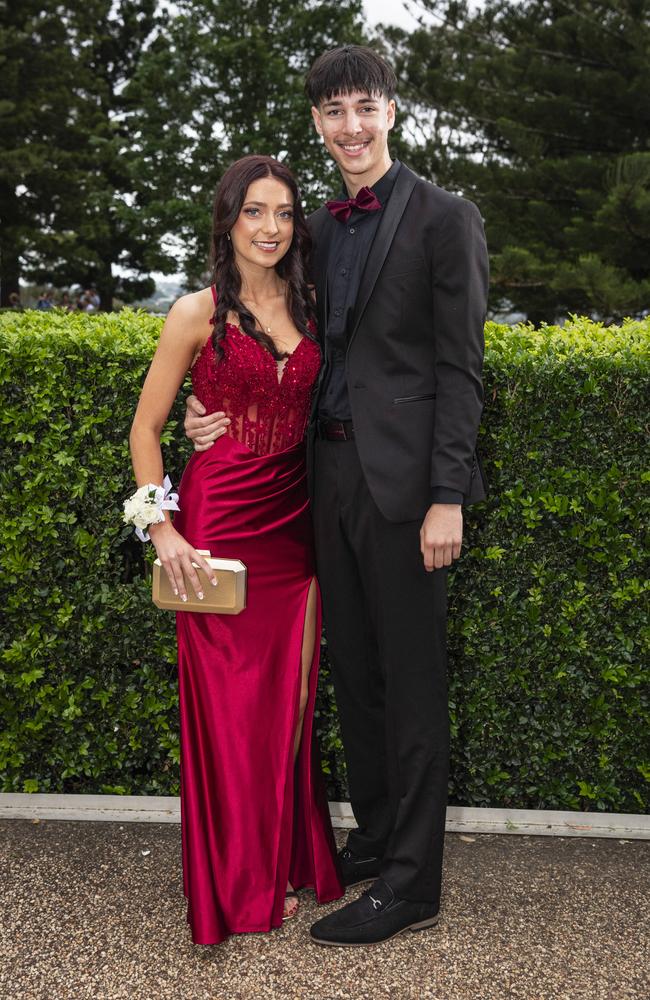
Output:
[191, 316, 321, 457]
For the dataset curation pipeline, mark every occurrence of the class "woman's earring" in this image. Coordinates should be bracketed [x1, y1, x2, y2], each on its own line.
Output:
[226, 233, 231, 242]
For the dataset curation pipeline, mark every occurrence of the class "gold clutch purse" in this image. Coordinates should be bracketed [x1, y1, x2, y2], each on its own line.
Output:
[152, 549, 247, 614]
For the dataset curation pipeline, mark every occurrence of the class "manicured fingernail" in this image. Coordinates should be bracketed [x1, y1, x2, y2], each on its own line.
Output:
[173, 588, 178, 595]
[181, 594, 187, 602]
[197, 592, 204, 600]
[210, 577, 217, 586]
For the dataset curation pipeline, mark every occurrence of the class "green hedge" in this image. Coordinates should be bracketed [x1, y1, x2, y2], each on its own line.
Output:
[1, 310, 648, 812]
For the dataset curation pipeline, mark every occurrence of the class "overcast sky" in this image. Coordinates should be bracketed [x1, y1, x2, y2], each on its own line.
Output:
[365, 0, 487, 27]
[363, 0, 423, 29]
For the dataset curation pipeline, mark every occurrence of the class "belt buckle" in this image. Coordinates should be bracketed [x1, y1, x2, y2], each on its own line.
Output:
[330, 421, 347, 441]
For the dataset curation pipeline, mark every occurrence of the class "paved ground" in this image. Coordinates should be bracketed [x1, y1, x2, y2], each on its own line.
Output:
[1, 820, 647, 1000]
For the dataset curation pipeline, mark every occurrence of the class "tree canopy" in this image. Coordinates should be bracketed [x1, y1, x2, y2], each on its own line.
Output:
[0, 1, 173, 309]
[125, 0, 366, 286]
[1, 0, 365, 306]
[2, 0, 648, 319]
[387, 0, 650, 322]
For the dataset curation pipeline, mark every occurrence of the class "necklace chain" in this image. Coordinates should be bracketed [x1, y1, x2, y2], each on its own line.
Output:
[242, 290, 283, 338]
[243, 304, 273, 336]
[251, 309, 273, 336]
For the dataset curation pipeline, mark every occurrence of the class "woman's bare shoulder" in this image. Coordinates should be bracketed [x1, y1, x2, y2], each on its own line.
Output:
[167, 286, 214, 322]
[162, 288, 214, 353]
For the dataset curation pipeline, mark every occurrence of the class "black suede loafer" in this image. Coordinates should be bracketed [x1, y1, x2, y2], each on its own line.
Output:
[310, 878, 440, 946]
[338, 846, 383, 888]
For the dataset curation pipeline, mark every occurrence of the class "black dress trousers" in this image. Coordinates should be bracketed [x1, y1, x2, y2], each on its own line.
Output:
[312, 436, 449, 906]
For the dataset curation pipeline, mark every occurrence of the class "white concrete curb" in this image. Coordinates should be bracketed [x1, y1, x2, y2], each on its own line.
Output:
[1, 794, 648, 839]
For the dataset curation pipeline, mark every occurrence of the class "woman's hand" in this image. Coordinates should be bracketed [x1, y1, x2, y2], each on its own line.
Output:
[149, 520, 218, 602]
[184, 395, 230, 451]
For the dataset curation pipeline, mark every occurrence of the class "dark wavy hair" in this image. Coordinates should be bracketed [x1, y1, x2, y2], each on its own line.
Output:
[305, 45, 397, 106]
[209, 155, 315, 361]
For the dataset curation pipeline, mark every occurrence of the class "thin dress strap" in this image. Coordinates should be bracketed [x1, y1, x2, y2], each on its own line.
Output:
[210, 284, 217, 306]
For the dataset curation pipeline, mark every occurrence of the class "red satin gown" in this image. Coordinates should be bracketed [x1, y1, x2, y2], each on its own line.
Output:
[172, 288, 343, 945]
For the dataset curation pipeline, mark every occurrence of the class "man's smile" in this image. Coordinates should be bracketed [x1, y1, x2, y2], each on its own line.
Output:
[337, 139, 371, 157]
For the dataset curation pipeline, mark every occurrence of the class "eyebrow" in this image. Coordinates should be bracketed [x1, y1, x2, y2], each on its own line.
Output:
[321, 95, 378, 108]
[243, 200, 293, 208]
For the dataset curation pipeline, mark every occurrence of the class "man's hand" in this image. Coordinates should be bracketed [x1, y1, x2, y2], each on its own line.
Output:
[420, 503, 463, 572]
[184, 394, 230, 451]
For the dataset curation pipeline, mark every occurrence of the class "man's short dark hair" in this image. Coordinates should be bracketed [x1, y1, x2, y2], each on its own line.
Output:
[305, 45, 397, 106]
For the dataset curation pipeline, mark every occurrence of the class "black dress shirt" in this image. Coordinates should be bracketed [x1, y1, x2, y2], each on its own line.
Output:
[318, 160, 462, 506]
[318, 159, 402, 423]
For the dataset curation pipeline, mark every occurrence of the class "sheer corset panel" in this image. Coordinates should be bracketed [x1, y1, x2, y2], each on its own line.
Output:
[191, 319, 321, 457]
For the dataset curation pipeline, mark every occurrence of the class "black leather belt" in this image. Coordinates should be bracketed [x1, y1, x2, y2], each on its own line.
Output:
[317, 419, 355, 441]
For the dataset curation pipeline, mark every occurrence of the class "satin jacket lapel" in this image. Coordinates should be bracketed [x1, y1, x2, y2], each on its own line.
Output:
[348, 166, 418, 348]
[310, 206, 336, 346]
[308, 206, 336, 420]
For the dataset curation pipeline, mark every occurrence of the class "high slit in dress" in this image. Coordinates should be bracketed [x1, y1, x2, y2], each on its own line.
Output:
[172, 287, 343, 945]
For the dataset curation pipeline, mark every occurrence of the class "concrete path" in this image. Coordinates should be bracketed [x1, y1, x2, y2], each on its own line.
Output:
[1, 820, 647, 1000]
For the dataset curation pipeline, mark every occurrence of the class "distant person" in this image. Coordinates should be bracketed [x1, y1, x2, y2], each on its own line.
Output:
[8, 291, 22, 310]
[60, 291, 73, 311]
[83, 288, 100, 312]
[36, 290, 53, 310]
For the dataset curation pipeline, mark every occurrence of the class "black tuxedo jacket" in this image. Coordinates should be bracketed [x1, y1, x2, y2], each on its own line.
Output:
[307, 163, 489, 523]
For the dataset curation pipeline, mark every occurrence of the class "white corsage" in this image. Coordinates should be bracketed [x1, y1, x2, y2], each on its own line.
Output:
[123, 475, 180, 542]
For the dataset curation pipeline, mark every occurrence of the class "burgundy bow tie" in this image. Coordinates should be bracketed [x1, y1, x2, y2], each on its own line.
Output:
[326, 186, 382, 223]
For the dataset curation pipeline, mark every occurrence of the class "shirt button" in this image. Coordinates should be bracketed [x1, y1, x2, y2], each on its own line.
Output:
[349, 227, 355, 234]
[334, 308, 342, 317]
[340, 268, 347, 276]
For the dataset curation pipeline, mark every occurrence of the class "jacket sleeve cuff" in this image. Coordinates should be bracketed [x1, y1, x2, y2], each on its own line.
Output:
[430, 487, 464, 505]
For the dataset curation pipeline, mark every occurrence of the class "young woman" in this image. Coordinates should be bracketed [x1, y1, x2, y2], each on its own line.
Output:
[128, 155, 343, 946]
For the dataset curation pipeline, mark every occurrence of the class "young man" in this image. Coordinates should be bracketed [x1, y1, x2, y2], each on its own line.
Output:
[184, 45, 488, 946]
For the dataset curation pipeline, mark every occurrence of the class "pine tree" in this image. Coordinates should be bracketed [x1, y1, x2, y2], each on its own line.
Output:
[0, 1, 176, 308]
[1, 0, 366, 305]
[388, 0, 650, 322]
[0, 2, 76, 305]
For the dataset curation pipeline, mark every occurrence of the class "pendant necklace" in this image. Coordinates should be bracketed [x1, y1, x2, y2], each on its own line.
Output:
[253, 311, 272, 336]
[246, 288, 282, 337]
